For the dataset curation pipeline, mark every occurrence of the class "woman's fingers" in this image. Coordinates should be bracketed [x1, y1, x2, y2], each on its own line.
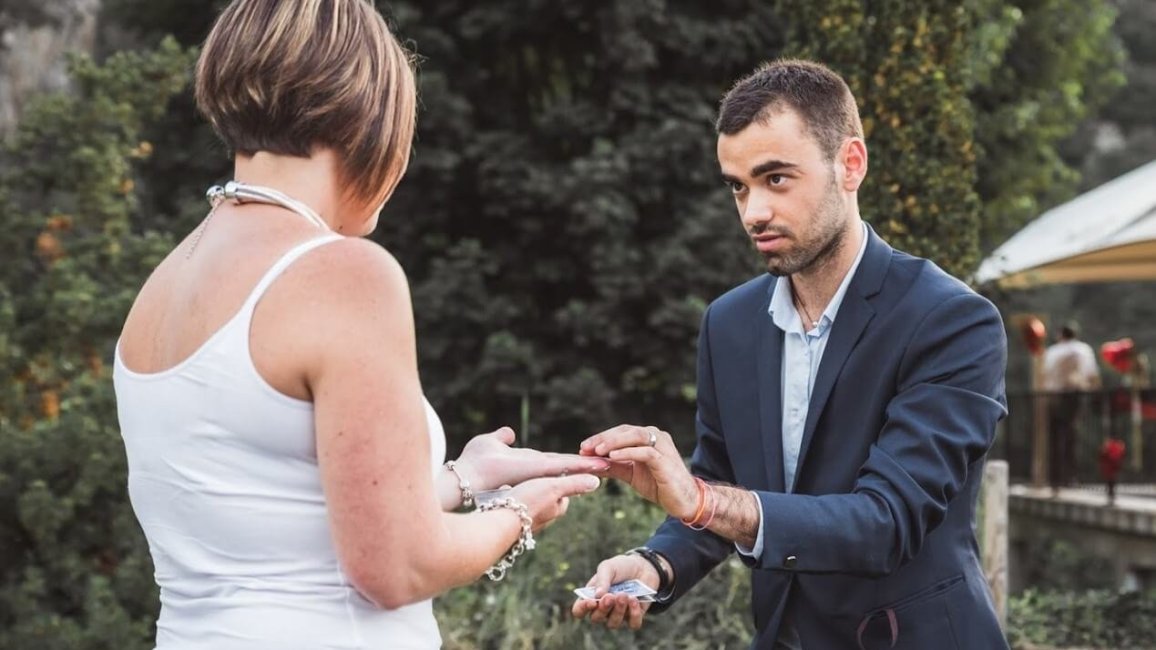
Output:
[487, 426, 516, 445]
[539, 451, 613, 476]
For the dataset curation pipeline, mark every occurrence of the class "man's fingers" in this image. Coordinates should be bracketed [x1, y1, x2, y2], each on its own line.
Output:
[606, 446, 667, 468]
[628, 599, 646, 630]
[605, 596, 624, 624]
[589, 597, 613, 624]
[581, 425, 676, 458]
[603, 459, 635, 484]
[574, 556, 654, 630]
[605, 594, 630, 629]
[572, 598, 597, 620]
[579, 424, 638, 455]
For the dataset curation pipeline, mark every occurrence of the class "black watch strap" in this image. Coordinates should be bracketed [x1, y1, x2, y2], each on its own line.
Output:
[627, 547, 674, 601]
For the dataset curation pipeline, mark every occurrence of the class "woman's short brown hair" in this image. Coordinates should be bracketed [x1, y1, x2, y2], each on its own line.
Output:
[195, 0, 416, 208]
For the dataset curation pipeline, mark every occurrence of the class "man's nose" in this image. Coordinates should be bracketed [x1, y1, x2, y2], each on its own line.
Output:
[741, 190, 774, 230]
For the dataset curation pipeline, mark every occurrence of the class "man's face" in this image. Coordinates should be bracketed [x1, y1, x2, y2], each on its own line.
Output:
[717, 108, 851, 276]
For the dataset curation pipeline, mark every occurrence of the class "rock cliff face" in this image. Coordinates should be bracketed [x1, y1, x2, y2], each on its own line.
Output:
[0, 0, 101, 134]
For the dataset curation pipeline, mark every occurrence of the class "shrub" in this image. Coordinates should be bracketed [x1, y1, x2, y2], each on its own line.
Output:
[435, 487, 754, 649]
[1008, 588, 1156, 650]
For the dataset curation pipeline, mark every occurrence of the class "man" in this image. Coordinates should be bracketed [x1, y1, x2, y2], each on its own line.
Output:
[1042, 322, 1101, 493]
[573, 59, 1009, 650]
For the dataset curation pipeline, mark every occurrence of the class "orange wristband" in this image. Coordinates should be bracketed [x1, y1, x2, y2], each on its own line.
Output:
[681, 477, 708, 527]
[692, 484, 718, 530]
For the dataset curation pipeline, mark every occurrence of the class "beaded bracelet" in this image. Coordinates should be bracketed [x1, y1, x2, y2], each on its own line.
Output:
[477, 496, 536, 581]
[444, 460, 474, 509]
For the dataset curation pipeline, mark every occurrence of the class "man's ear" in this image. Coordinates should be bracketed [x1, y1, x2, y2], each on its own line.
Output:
[839, 138, 868, 192]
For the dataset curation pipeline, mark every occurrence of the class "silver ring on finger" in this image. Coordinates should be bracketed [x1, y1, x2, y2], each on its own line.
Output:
[647, 429, 657, 447]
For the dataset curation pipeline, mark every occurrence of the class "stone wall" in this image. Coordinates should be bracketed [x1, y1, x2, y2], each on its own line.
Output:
[0, 0, 101, 134]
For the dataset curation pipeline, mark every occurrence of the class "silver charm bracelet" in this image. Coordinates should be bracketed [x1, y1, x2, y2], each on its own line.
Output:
[477, 497, 535, 581]
[444, 460, 474, 509]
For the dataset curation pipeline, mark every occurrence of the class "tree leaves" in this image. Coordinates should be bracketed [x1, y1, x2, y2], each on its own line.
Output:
[0, 39, 195, 650]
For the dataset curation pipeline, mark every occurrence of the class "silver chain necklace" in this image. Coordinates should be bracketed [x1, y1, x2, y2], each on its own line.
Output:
[187, 181, 330, 258]
[794, 295, 820, 328]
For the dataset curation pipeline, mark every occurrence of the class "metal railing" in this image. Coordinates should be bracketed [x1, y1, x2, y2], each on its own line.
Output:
[993, 388, 1156, 485]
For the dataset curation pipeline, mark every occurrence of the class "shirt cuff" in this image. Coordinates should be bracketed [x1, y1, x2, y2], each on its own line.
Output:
[734, 490, 764, 559]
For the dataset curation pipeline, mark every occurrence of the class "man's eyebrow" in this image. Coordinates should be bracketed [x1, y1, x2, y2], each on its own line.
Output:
[720, 159, 800, 185]
[750, 159, 799, 177]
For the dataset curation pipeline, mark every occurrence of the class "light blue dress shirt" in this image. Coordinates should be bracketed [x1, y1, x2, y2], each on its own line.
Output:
[737, 221, 869, 560]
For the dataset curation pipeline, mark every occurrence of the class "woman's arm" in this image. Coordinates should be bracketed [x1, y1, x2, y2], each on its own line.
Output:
[297, 238, 597, 608]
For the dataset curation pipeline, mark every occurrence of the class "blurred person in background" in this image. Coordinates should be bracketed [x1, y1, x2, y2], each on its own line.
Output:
[112, 1, 606, 648]
[1042, 321, 1102, 494]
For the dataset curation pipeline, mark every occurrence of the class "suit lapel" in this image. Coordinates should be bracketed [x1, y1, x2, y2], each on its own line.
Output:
[793, 226, 891, 487]
[756, 289, 787, 493]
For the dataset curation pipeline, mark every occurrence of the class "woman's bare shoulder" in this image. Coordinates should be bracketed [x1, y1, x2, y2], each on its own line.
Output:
[290, 236, 411, 307]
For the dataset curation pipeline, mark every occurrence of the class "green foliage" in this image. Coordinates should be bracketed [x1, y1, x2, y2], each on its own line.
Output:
[0, 38, 196, 649]
[1004, 539, 1155, 649]
[781, 0, 1126, 275]
[1061, 0, 1156, 189]
[434, 488, 754, 649]
[1017, 539, 1117, 593]
[777, 0, 987, 277]
[98, 0, 1127, 450]
[1009, 588, 1156, 649]
[377, 1, 772, 450]
[971, 0, 1126, 253]
[994, 0, 1156, 394]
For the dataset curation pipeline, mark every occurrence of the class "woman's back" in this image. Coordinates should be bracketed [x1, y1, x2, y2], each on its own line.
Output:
[113, 4, 608, 646]
[115, 228, 446, 649]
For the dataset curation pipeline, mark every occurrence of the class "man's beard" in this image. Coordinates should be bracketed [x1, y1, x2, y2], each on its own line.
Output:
[761, 179, 846, 276]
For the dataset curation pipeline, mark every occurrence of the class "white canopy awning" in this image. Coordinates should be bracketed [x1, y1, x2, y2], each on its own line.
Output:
[973, 160, 1156, 288]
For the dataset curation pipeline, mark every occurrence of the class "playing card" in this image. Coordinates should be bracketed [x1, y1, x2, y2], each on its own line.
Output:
[473, 487, 512, 506]
[573, 579, 657, 602]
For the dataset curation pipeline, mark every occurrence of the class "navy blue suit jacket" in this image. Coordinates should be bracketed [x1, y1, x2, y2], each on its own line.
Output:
[647, 227, 1009, 649]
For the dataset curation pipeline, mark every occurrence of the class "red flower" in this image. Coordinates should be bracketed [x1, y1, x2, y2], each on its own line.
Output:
[1099, 438, 1126, 481]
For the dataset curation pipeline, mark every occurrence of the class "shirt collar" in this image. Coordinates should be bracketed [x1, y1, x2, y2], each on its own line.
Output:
[768, 221, 870, 333]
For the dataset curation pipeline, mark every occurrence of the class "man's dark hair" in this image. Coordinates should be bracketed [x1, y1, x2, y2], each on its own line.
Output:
[716, 59, 863, 161]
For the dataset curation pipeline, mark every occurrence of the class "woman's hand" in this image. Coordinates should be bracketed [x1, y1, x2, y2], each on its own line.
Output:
[507, 473, 602, 532]
[455, 427, 611, 492]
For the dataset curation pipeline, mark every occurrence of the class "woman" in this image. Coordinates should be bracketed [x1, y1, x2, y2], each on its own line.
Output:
[112, 1, 607, 647]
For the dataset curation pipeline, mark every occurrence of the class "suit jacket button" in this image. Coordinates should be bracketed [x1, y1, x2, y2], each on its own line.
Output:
[784, 555, 797, 569]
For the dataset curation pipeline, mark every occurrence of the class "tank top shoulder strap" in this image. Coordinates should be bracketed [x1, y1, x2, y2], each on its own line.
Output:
[239, 234, 344, 315]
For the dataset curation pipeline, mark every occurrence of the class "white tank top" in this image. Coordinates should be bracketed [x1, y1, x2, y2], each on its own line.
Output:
[113, 235, 446, 649]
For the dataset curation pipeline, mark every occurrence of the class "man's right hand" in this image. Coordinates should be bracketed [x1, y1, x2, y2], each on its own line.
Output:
[571, 554, 661, 630]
